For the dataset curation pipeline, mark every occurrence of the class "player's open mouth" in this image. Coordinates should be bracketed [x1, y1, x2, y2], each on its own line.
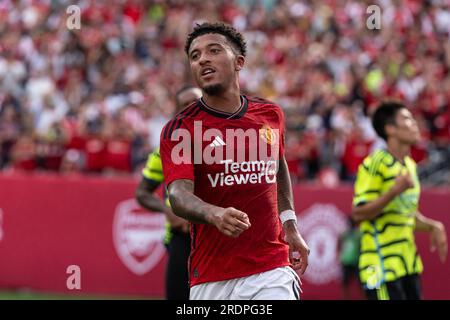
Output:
[201, 68, 216, 77]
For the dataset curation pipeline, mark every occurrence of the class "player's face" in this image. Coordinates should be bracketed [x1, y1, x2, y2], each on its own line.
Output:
[188, 33, 244, 95]
[175, 88, 202, 113]
[393, 108, 420, 145]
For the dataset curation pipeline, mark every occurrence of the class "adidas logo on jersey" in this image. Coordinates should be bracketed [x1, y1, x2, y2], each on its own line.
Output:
[210, 136, 226, 147]
[169, 121, 280, 165]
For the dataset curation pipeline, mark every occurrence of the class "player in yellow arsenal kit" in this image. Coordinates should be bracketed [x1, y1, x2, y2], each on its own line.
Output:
[352, 101, 447, 300]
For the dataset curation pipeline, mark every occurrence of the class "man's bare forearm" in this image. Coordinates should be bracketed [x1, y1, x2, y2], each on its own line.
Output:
[168, 179, 221, 224]
[135, 180, 166, 212]
[353, 173, 415, 223]
[277, 156, 299, 232]
[352, 188, 398, 222]
[415, 211, 442, 232]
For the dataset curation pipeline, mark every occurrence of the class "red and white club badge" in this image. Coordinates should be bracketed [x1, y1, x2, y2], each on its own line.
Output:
[113, 199, 166, 275]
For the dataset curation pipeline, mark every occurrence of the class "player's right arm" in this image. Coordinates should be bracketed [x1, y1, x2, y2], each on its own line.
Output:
[351, 157, 414, 223]
[168, 179, 251, 238]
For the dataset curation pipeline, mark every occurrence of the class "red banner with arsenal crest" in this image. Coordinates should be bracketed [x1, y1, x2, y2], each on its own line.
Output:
[0, 173, 449, 299]
[0, 172, 167, 297]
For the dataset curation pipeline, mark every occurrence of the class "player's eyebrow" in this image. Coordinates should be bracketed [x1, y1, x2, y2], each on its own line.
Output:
[189, 42, 225, 56]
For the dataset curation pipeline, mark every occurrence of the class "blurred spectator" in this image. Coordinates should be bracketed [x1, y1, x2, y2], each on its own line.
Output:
[10, 130, 37, 171]
[60, 149, 84, 175]
[340, 127, 374, 181]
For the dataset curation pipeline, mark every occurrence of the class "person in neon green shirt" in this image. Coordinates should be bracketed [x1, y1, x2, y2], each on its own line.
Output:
[339, 217, 362, 300]
[352, 101, 447, 300]
[136, 86, 202, 300]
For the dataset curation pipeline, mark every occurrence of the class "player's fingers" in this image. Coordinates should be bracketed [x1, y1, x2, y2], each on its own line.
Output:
[228, 208, 251, 227]
[290, 257, 302, 271]
[227, 216, 250, 231]
[221, 227, 238, 238]
[438, 241, 448, 263]
[290, 248, 302, 267]
[291, 261, 302, 271]
[221, 219, 246, 236]
[298, 249, 309, 276]
[298, 256, 307, 275]
[298, 261, 307, 276]
[222, 225, 243, 238]
[431, 235, 436, 252]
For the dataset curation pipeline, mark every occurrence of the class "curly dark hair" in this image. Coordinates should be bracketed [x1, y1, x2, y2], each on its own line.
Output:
[184, 22, 247, 57]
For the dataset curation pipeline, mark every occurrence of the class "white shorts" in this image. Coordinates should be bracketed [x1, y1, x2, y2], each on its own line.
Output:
[189, 266, 301, 300]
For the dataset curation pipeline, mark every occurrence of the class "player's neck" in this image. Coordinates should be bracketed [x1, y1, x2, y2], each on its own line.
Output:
[202, 87, 241, 114]
[386, 139, 410, 163]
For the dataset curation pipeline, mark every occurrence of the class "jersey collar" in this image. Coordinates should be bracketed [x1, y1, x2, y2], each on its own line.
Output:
[199, 95, 248, 119]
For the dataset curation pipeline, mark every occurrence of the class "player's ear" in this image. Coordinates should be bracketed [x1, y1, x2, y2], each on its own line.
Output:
[385, 123, 396, 138]
[235, 55, 245, 71]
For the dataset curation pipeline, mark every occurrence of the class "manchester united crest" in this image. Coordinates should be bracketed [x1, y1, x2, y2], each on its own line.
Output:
[259, 124, 276, 145]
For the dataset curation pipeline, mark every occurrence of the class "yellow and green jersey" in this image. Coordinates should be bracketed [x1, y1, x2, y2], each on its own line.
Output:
[142, 147, 172, 245]
[353, 149, 423, 288]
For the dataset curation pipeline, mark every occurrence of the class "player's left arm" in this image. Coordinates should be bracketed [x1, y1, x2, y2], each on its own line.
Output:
[415, 211, 447, 263]
[277, 155, 310, 275]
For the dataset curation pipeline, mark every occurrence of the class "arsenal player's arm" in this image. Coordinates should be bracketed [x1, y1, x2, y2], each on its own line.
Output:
[276, 106, 310, 275]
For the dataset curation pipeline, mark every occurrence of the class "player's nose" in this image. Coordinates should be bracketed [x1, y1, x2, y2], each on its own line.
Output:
[198, 54, 211, 66]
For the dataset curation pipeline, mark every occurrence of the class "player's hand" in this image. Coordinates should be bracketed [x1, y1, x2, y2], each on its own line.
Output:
[431, 222, 448, 263]
[391, 172, 414, 195]
[210, 207, 251, 238]
[284, 224, 310, 276]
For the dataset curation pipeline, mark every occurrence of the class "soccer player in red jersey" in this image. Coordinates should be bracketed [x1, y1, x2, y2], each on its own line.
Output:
[160, 22, 309, 300]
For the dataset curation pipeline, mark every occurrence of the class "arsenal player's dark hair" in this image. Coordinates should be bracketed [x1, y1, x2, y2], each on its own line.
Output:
[185, 22, 247, 57]
[372, 101, 405, 141]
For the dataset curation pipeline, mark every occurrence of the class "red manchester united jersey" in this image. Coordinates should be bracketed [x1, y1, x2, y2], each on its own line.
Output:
[160, 95, 290, 286]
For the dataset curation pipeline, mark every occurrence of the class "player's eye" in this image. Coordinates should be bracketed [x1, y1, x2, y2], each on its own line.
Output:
[211, 48, 220, 54]
[190, 52, 199, 60]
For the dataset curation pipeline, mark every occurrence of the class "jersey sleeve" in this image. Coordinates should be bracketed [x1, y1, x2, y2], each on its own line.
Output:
[160, 118, 195, 187]
[141, 147, 164, 186]
[352, 152, 384, 207]
[278, 106, 285, 158]
[270, 103, 285, 158]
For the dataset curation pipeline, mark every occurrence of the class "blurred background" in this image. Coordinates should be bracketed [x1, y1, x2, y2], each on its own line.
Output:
[0, 0, 449, 300]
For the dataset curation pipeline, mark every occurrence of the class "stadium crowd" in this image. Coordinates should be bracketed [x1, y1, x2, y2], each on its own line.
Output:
[0, 0, 449, 183]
